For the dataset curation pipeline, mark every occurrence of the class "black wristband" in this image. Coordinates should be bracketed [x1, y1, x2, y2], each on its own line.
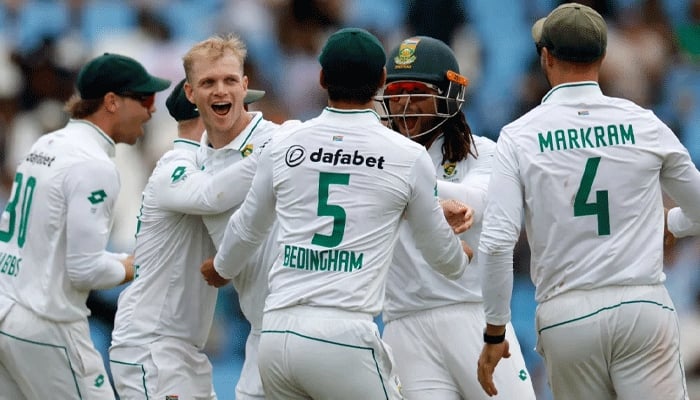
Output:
[483, 329, 506, 344]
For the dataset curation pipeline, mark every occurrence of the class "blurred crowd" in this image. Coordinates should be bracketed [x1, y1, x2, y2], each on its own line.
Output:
[1, 0, 700, 398]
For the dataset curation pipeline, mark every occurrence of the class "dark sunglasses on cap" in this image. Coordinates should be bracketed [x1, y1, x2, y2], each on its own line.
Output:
[118, 92, 156, 109]
[383, 80, 442, 97]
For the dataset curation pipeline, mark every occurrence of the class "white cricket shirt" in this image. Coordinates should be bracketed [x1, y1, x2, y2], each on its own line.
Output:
[198, 111, 280, 331]
[214, 107, 469, 316]
[383, 134, 495, 323]
[479, 82, 700, 325]
[0, 120, 126, 322]
[112, 138, 257, 349]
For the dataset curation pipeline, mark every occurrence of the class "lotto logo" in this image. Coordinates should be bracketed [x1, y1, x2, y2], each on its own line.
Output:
[165, 395, 179, 400]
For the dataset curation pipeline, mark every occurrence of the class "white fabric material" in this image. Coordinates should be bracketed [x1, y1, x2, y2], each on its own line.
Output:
[479, 82, 700, 324]
[258, 306, 403, 400]
[0, 119, 125, 322]
[382, 303, 535, 400]
[111, 140, 219, 350]
[0, 301, 115, 399]
[110, 338, 216, 400]
[668, 206, 700, 238]
[383, 134, 494, 322]
[198, 111, 281, 331]
[214, 107, 468, 316]
[535, 284, 688, 399]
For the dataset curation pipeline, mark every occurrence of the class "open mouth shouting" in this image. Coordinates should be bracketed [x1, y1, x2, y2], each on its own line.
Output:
[212, 101, 232, 115]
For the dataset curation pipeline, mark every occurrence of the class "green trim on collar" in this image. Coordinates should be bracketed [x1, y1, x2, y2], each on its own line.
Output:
[71, 119, 115, 148]
[173, 139, 200, 147]
[237, 116, 263, 152]
[324, 107, 381, 119]
[542, 82, 599, 103]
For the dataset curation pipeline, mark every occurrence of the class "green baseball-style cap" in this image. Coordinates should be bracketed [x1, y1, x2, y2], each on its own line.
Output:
[77, 53, 171, 99]
[244, 89, 265, 105]
[166, 79, 198, 122]
[166, 78, 266, 122]
[532, 2, 607, 62]
[318, 27, 386, 84]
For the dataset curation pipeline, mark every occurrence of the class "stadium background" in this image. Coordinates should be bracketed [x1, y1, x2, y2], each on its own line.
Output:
[0, 0, 699, 398]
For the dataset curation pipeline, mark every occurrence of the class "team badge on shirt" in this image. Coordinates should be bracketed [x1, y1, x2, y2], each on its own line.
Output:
[241, 143, 254, 157]
[442, 162, 457, 178]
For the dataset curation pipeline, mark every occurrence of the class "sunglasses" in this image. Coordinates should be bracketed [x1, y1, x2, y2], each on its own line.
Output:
[383, 81, 442, 97]
[118, 92, 156, 109]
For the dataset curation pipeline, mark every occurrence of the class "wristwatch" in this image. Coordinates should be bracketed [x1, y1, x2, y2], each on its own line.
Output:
[483, 328, 506, 344]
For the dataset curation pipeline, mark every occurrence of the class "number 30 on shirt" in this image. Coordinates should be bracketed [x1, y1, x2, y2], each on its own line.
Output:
[0, 172, 36, 248]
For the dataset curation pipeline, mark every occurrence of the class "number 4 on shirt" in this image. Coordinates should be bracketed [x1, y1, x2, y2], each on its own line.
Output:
[574, 157, 610, 236]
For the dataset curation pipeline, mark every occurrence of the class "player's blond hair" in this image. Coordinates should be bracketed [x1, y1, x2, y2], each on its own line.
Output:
[182, 34, 247, 82]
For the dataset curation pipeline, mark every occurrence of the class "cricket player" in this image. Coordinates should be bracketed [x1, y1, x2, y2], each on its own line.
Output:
[0, 53, 170, 399]
[201, 27, 472, 400]
[184, 34, 286, 400]
[377, 35, 536, 399]
[109, 78, 265, 399]
[477, 3, 700, 399]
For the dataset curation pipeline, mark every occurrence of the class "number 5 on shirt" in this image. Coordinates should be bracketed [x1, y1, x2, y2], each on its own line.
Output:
[312, 172, 350, 248]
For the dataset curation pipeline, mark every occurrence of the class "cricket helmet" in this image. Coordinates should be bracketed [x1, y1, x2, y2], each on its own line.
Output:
[377, 36, 468, 138]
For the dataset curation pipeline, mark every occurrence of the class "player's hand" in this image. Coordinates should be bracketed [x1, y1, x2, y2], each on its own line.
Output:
[120, 255, 135, 284]
[440, 199, 474, 234]
[461, 240, 474, 262]
[200, 257, 230, 288]
[477, 340, 511, 397]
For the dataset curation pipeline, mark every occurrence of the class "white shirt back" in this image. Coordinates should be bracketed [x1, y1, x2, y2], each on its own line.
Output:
[0, 120, 125, 322]
[215, 108, 468, 316]
[480, 82, 700, 303]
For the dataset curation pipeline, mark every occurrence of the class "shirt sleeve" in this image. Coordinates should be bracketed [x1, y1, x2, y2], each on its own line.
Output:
[478, 132, 523, 325]
[436, 138, 495, 223]
[658, 123, 700, 237]
[404, 149, 468, 280]
[63, 160, 125, 290]
[214, 145, 277, 279]
[153, 150, 258, 215]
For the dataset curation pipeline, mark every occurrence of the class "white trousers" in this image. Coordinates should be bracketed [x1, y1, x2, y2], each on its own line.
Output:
[109, 337, 217, 400]
[259, 305, 404, 400]
[236, 331, 265, 399]
[0, 300, 115, 400]
[536, 284, 689, 400]
[383, 302, 536, 400]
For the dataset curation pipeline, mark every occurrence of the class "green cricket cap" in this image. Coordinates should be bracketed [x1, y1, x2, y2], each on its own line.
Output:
[77, 53, 171, 99]
[166, 79, 197, 122]
[532, 2, 607, 62]
[318, 27, 386, 83]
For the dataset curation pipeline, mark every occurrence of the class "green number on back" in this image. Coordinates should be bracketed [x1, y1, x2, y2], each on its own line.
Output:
[312, 172, 350, 248]
[574, 157, 610, 235]
[0, 173, 36, 247]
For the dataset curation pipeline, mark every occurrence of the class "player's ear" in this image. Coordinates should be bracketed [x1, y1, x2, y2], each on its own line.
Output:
[184, 81, 194, 103]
